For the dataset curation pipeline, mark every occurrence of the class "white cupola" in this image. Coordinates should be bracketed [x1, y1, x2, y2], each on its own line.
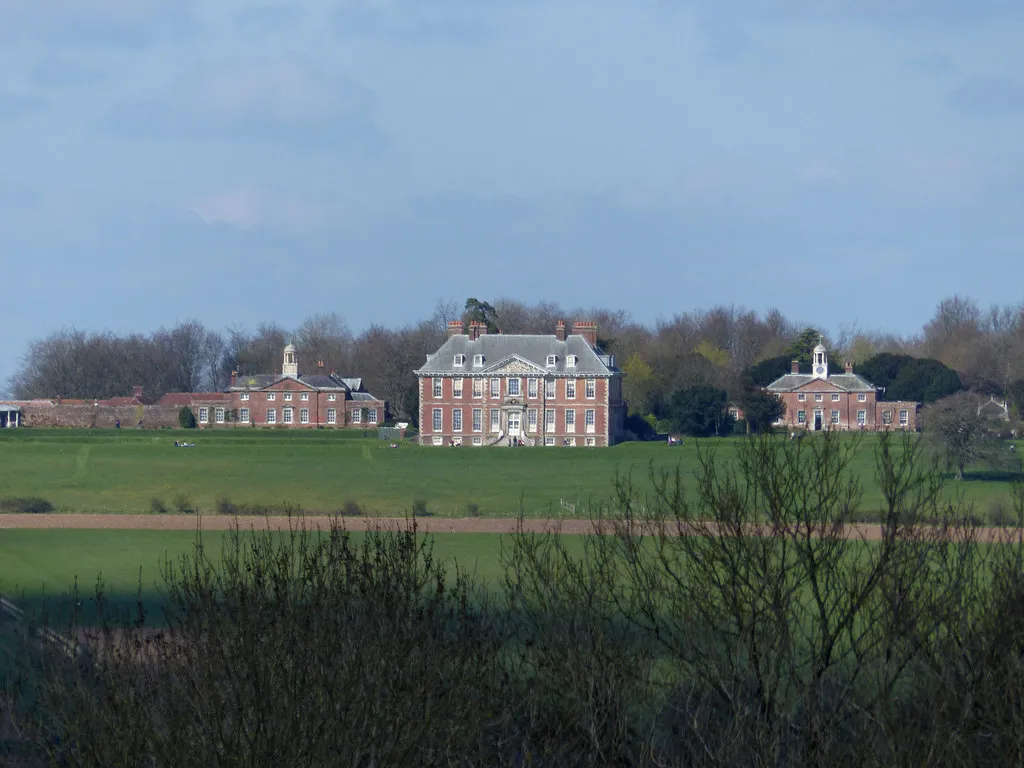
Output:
[282, 343, 299, 377]
[812, 342, 828, 380]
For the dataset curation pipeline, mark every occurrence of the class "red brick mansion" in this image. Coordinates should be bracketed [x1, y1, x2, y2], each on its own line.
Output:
[167, 344, 385, 429]
[415, 320, 625, 446]
[765, 343, 919, 431]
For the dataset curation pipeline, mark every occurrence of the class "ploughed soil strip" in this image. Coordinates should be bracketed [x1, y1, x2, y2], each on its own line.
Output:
[2, 513, 1024, 542]
[0, 514, 584, 534]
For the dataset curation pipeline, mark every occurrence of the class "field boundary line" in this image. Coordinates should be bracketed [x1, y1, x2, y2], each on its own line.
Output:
[1, 513, 1023, 542]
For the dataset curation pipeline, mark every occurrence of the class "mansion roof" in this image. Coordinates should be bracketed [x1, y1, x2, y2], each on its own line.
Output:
[416, 334, 619, 376]
[228, 373, 368, 394]
[766, 373, 878, 394]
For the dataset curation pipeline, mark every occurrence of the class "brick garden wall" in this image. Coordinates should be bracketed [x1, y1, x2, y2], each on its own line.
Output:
[2, 401, 181, 429]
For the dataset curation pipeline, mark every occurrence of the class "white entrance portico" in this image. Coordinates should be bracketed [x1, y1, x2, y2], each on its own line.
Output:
[0, 405, 22, 428]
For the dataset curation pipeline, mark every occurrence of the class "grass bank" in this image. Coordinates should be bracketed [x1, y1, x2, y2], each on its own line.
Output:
[0, 428, 1020, 518]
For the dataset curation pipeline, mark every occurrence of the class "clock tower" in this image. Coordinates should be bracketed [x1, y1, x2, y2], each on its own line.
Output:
[812, 342, 828, 380]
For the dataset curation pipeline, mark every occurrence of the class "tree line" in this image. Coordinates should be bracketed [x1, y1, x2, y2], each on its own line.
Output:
[8, 295, 1024, 430]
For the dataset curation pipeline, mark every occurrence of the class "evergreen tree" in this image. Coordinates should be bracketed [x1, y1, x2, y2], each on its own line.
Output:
[463, 298, 500, 333]
[667, 386, 731, 437]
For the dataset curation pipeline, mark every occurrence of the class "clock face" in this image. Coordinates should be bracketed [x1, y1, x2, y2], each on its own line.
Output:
[815, 365, 825, 375]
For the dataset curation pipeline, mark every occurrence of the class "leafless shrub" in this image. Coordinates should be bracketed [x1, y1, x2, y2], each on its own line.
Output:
[5, 518, 504, 766]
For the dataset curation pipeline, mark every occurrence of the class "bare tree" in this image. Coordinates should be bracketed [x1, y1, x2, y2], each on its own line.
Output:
[294, 313, 353, 374]
[921, 391, 1016, 480]
[226, 323, 290, 376]
[152, 321, 223, 393]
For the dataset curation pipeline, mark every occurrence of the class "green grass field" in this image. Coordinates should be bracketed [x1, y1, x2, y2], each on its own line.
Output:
[0, 529, 516, 625]
[0, 428, 1020, 518]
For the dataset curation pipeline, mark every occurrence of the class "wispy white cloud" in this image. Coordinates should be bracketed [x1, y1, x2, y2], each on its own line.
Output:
[234, 3, 305, 34]
[94, 56, 385, 151]
[0, 0, 196, 47]
[332, 0, 493, 41]
[187, 186, 341, 233]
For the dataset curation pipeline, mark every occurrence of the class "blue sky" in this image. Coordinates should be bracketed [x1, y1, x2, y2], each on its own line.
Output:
[1, 0, 1022, 388]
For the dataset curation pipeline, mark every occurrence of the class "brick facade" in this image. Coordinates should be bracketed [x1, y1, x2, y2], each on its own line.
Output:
[415, 320, 625, 447]
[766, 346, 919, 432]
[773, 387, 918, 432]
[213, 379, 381, 430]
[1, 346, 384, 430]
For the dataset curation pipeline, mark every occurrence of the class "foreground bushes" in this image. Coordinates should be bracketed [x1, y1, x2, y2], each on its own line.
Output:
[4, 432, 1024, 766]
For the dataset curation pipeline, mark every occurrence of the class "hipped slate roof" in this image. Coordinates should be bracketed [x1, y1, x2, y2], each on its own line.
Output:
[416, 334, 618, 376]
[228, 373, 373, 395]
[766, 373, 877, 393]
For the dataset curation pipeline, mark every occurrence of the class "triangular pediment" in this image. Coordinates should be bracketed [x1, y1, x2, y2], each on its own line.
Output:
[481, 354, 548, 375]
[263, 377, 317, 392]
[793, 378, 845, 393]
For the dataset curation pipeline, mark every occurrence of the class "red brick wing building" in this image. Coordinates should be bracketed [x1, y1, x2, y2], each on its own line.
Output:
[415, 320, 625, 446]
[766, 343, 918, 432]
[160, 344, 385, 429]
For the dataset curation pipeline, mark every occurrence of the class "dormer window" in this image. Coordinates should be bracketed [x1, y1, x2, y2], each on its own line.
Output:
[566, 355, 578, 368]
[453, 354, 466, 367]
[472, 354, 485, 367]
[546, 355, 558, 367]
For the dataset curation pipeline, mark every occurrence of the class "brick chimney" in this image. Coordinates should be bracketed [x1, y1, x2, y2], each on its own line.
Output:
[572, 320, 598, 347]
[230, 370, 238, 388]
[468, 321, 486, 341]
[791, 360, 800, 374]
[845, 361, 853, 374]
[555, 320, 567, 342]
[447, 320, 464, 338]
[317, 360, 325, 369]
